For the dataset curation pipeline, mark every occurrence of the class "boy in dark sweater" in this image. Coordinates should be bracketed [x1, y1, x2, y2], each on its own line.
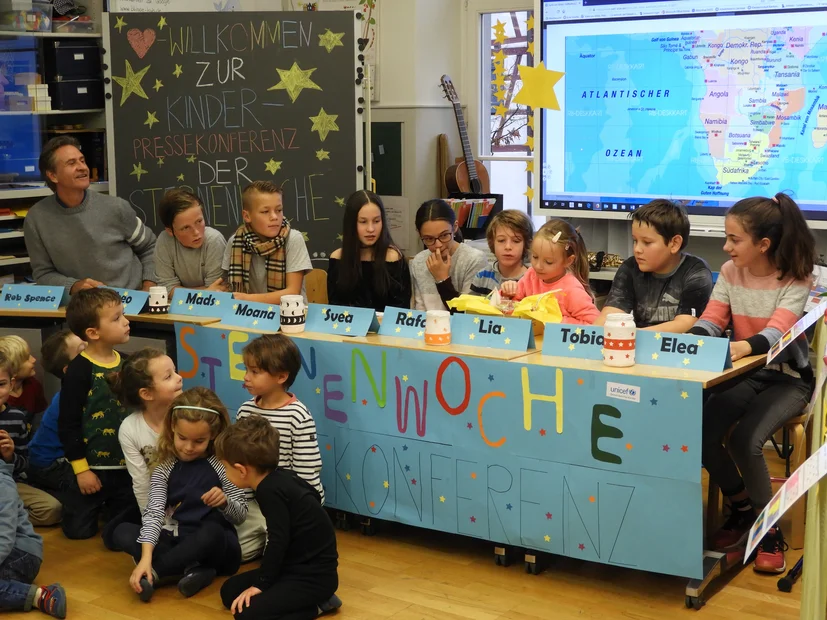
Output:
[216, 415, 341, 620]
[56, 288, 135, 543]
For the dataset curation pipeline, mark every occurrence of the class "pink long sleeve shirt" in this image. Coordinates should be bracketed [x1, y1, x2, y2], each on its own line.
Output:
[515, 269, 599, 325]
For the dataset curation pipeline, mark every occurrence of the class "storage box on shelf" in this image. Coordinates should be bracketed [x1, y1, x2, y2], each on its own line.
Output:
[0, 0, 52, 33]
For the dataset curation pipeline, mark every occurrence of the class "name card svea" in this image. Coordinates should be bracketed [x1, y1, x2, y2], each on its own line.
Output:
[117, 289, 149, 316]
[451, 313, 535, 352]
[171, 288, 234, 318]
[378, 307, 427, 340]
[222, 300, 280, 330]
[542, 324, 605, 360]
[636, 331, 731, 372]
[0, 284, 67, 310]
[305, 303, 379, 337]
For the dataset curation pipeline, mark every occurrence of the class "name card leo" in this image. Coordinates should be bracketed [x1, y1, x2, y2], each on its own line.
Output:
[451, 313, 535, 351]
[222, 300, 280, 330]
[378, 307, 427, 340]
[171, 288, 234, 318]
[636, 331, 731, 372]
[0, 284, 67, 310]
[118, 289, 149, 316]
[305, 303, 379, 337]
[542, 324, 605, 360]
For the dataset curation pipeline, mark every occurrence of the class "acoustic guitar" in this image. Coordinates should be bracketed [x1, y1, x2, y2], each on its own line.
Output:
[440, 75, 491, 195]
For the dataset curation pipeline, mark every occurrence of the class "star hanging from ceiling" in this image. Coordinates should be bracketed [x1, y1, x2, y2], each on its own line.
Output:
[112, 60, 150, 106]
[268, 62, 322, 103]
[318, 29, 345, 53]
[309, 108, 339, 142]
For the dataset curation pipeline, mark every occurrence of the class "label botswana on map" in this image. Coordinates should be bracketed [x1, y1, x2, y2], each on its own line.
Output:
[564, 26, 827, 198]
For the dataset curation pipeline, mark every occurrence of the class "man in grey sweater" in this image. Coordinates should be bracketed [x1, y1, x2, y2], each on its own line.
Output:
[24, 137, 157, 294]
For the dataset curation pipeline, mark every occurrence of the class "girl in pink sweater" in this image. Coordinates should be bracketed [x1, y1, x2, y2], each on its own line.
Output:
[501, 219, 598, 324]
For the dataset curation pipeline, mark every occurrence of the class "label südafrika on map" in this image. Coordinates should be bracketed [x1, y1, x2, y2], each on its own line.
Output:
[564, 27, 827, 197]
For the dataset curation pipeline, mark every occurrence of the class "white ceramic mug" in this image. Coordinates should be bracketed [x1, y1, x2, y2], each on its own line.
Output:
[148, 286, 169, 314]
[424, 310, 451, 345]
[280, 295, 307, 333]
[603, 312, 636, 367]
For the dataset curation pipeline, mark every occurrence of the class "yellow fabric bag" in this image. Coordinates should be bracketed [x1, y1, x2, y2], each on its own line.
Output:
[512, 291, 563, 324]
[446, 294, 504, 316]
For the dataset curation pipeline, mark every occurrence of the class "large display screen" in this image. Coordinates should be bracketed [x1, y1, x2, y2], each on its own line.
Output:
[540, 0, 827, 220]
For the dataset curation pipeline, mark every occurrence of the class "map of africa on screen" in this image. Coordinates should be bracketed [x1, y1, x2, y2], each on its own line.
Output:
[564, 27, 827, 201]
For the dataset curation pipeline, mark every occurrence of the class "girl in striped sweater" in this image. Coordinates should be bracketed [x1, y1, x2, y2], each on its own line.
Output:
[690, 193, 815, 575]
[123, 388, 247, 602]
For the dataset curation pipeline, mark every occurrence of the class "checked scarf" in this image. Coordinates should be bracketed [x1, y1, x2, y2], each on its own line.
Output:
[227, 221, 290, 293]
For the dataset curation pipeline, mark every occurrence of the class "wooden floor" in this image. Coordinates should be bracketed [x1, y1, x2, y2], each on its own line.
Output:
[8, 462, 804, 620]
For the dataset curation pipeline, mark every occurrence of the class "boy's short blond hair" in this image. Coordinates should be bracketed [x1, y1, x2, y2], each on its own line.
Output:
[0, 352, 15, 379]
[241, 180, 283, 212]
[0, 335, 28, 377]
[486, 210, 534, 261]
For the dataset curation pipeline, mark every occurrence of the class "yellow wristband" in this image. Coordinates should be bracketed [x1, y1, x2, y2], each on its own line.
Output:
[70, 459, 90, 475]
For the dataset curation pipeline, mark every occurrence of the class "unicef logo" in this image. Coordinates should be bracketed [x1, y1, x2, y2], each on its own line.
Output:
[628, 389, 636, 397]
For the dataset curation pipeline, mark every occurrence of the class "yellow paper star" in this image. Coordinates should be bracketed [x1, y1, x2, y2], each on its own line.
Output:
[654, 333, 662, 340]
[321, 308, 327, 315]
[264, 159, 282, 175]
[188, 305, 193, 310]
[333, 323, 339, 329]
[683, 358, 690, 366]
[697, 339, 705, 347]
[173, 64, 183, 78]
[526, 14, 535, 30]
[233, 304, 238, 310]
[514, 62, 564, 111]
[186, 155, 196, 163]
[144, 111, 159, 129]
[316, 149, 330, 161]
[407, 311, 413, 317]
[177, 173, 184, 181]
[469, 334, 476, 341]
[153, 79, 163, 92]
[569, 344, 575, 351]
[494, 49, 507, 64]
[156, 157, 164, 167]
[526, 160, 534, 173]
[439, 495, 446, 503]
[267, 306, 273, 311]
[334, 196, 345, 207]
[215, 300, 220, 306]
[197, 292, 203, 297]
[309, 108, 339, 142]
[575, 328, 582, 334]
[493, 20, 506, 36]
[473, 317, 480, 324]
[112, 60, 150, 106]
[527, 114, 535, 129]
[157, 16, 167, 29]
[543, 534, 551, 542]
[114, 16, 127, 33]
[652, 353, 659, 360]
[402, 375, 408, 382]
[681, 391, 689, 399]
[253, 320, 259, 326]
[526, 135, 535, 150]
[383, 480, 389, 489]
[130, 163, 148, 182]
[504, 338, 511, 344]
[178, 299, 183, 305]
[269, 62, 322, 103]
[493, 72, 506, 88]
[318, 29, 345, 53]
[495, 103, 508, 117]
[417, 331, 424, 337]
[343, 311, 349, 317]
[315, 387, 321, 394]
[524, 186, 535, 201]
[345, 327, 351, 333]
[346, 473, 351, 480]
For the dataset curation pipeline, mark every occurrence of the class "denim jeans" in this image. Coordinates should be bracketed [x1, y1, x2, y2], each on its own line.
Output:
[0, 548, 41, 612]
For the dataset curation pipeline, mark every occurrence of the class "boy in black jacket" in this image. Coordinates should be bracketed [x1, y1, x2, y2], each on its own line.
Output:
[216, 415, 341, 620]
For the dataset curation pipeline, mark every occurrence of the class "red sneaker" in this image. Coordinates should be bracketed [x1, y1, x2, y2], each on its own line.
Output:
[709, 507, 755, 550]
[753, 527, 788, 574]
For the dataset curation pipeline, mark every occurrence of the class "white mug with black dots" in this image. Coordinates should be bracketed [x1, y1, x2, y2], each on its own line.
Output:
[280, 295, 306, 333]
[148, 286, 169, 314]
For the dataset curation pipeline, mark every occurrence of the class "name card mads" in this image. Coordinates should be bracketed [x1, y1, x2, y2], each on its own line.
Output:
[222, 300, 280, 330]
[636, 331, 731, 372]
[378, 307, 427, 340]
[542, 324, 605, 360]
[451, 314, 535, 351]
[305, 303, 378, 337]
[118, 289, 149, 316]
[0, 284, 67, 310]
[172, 288, 233, 318]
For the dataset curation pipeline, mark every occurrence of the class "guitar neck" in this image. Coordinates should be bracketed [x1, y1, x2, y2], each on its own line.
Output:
[452, 101, 479, 182]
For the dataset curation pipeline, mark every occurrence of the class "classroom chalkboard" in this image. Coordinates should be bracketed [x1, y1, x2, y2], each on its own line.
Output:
[105, 11, 361, 258]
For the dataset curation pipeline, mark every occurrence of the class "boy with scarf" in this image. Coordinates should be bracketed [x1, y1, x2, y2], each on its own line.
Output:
[221, 181, 312, 304]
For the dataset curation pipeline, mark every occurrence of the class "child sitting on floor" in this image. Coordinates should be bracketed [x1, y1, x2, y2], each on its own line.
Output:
[0, 336, 47, 421]
[217, 415, 341, 619]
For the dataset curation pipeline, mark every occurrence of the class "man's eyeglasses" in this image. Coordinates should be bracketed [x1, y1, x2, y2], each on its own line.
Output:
[420, 231, 453, 247]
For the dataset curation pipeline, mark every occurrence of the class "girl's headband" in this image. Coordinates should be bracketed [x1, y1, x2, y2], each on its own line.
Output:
[172, 405, 219, 415]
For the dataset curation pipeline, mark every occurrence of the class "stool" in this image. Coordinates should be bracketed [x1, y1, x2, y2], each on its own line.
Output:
[705, 413, 811, 550]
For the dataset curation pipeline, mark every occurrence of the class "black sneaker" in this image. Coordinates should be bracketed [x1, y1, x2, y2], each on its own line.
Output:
[709, 506, 755, 550]
[318, 593, 343, 615]
[177, 566, 216, 598]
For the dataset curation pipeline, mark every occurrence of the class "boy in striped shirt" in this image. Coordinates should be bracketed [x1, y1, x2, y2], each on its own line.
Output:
[236, 334, 324, 502]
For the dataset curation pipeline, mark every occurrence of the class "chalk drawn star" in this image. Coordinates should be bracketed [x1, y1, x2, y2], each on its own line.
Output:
[173, 64, 183, 78]
[579, 543, 585, 551]
[315, 387, 321, 394]
[335, 233, 343, 242]
[546, 512, 552, 519]
[264, 159, 282, 175]
[153, 79, 163, 92]
[681, 391, 689, 399]
[651, 353, 659, 360]
[681, 445, 689, 453]
[402, 445, 408, 451]
[316, 149, 330, 161]
[362, 399, 368, 406]
[662, 444, 670, 452]
[543, 534, 551, 542]
[417, 331, 424, 337]
[157, 15, 167, 29]
[114, 15, 127, 33]
[411, 478, 417, 485]
[654, 332, 661, 340]
[156, 156, 164, 167]
[269, 63, 322, 103]
[467, 422, 473, 429]
[186, 155, 196, 163]
[650, 398, 658, 406]
[309, 107, 340, 142]
[506, 503, 513, 511]
[504, 337, 511, 344]
[683, 358, 690, 366]
[334, 196, 345, 207]
[318, 28, 345, 53]
[439, 495, 446, 503]
[402, 375, 408, 382]
[345, 473, 351, 480]
[468, 333, 475, 341]
[130, 162, 148, 182]
[568, 343, 575, 351]
[395, 326, 401, 333]
[112, 60, 150, 106]
[404, 465, 410, 472]
[539, 428, 546, 436]
[470, 516, 476, 523]
[488, 374, 494, 382]
[473, 317, 480, 324]
[383, 480, 389, 488]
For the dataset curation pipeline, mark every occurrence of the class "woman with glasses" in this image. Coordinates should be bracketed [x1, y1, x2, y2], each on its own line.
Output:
[154, 189, 227, 295]
[410, 199, 487, 311]
[327, 190, 411, 311]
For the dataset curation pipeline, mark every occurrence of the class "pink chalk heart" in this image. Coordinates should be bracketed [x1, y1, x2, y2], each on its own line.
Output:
[127, 28, 156, 59]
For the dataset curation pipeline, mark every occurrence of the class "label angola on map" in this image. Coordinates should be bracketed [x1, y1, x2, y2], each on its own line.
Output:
[564, 27, 827, 199]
